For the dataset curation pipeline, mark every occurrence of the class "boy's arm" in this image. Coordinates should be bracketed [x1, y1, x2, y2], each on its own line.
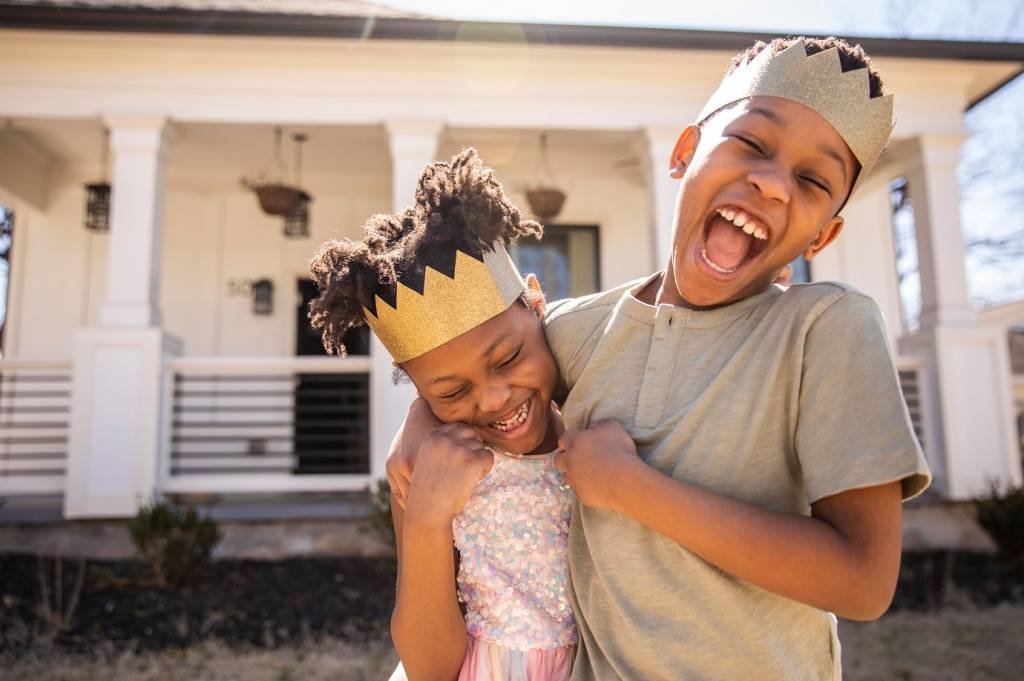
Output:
[556, 421, 901, 621]
[387, 398, 442, 509]
[554, 291, 927, 621]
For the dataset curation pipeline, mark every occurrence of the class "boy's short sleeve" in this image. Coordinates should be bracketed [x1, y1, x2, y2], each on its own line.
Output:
[796, 291, 931, 504]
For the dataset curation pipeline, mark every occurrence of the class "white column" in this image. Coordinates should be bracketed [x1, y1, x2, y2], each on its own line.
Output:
[645, 126, 680, 273]
[65, 115, 182, 518]
[898, 133, 1022, 498]
[368, 122, 442, 480]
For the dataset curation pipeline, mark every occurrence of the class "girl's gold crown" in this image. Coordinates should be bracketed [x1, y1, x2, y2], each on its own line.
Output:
[697, 40, 894, 194]
[362, 242, 525, 363]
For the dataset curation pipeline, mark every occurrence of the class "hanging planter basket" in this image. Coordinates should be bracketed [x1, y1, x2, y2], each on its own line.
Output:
[526, 187, 566, 222]
[240, 180, 304, 217]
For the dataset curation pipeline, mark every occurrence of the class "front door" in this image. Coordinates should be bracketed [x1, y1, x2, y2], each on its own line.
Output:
[292, 279, 370, 474]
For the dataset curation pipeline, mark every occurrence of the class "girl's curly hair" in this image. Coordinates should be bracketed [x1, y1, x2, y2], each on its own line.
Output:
[308, 148, 542, 356]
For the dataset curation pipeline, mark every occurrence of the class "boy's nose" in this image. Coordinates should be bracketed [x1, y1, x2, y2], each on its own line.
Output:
[748, 169, 791, 205]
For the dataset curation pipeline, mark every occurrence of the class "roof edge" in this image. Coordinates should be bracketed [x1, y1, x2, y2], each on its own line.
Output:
[3, 5, 1024, 62]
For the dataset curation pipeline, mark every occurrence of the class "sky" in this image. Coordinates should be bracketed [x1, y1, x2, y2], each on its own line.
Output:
[381, 0, 1022, 41]
[380, 0, 1024, 309]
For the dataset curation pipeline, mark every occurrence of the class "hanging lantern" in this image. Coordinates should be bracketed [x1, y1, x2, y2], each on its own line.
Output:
[283, 190, 311, 239]
[282, 133, 311, 239]
[251, 279, 274, 316]
[84, 128, 111, 233]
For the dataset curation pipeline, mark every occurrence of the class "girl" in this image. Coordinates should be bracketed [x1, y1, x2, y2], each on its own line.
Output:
[308, 148, 577, 681]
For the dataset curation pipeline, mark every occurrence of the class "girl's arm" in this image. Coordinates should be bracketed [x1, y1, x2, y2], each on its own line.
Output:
[554, 420, 903, 621]
[389, 423, 492, 680]
[390, 499, 467, 681]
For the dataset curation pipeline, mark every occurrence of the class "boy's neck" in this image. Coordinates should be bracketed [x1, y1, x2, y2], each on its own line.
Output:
[640, 269, 770, 311]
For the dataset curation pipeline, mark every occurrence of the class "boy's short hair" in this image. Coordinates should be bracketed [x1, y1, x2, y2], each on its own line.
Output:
[728, 36, 885, 99]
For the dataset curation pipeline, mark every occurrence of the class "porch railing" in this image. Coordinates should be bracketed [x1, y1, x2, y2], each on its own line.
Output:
[896, 356, 926, 454]
[0, 359, 72, 496]
[161, 356, 374, 495]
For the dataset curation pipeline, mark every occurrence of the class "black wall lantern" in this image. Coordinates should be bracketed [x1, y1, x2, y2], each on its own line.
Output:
[282, 133, 311, 239]
[84, 128, 111, 233]
[252, 279, 274, 316]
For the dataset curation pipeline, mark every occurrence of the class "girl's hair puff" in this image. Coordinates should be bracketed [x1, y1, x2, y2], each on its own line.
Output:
[308, 148, 541, 356]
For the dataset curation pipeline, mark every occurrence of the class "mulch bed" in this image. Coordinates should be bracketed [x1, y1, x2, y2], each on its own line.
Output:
[0, 554, 397, 655]
[1, 551, 1021, 656]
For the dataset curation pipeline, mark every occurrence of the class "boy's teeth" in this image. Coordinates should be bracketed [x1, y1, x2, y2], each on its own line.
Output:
[716, 207, 767, 241]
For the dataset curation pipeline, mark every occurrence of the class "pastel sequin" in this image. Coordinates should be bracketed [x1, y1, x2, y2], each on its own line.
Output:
[453, 449, 578, 659]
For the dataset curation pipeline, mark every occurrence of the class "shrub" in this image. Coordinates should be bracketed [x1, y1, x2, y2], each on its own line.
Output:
[128, 500, 222, 588]
[362, 479, 396, 550]
[974, 482, 1024, 561]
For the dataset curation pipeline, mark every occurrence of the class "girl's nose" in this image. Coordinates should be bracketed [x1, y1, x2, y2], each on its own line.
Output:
[478, 380, 513, 415]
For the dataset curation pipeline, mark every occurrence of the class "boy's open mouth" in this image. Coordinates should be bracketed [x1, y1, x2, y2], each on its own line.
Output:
[700, 206, 770, 274]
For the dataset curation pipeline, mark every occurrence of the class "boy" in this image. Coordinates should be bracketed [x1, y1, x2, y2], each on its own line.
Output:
[390, 36, 930, 680]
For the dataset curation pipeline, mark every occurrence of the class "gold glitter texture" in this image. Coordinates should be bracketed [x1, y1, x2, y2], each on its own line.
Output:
[363, 242, 526, 363]
[697, 40, 894, 193]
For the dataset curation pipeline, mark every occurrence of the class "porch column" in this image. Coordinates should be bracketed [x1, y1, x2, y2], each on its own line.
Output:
[897, 133, 1021, 498]
[65, 116, 182, 518]
[645, 126, 680, 272]
[369, 122, 442, 480]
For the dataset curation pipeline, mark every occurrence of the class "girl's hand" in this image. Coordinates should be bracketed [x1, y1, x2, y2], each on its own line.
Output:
[404, 423, 493, 527]
[387, 398, 442, 508]
[554, 419, 645, 512]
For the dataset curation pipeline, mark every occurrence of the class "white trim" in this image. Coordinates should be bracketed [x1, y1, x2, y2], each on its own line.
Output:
[167, 356, 371, 374]
[162, 473, 372, 495]
[0, 474, 65, 495]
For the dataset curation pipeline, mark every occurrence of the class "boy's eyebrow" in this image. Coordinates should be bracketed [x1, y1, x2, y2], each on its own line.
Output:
[818, 144, 849, 185]
[427, 331, 515, 385]
[748, 106, 781, 124]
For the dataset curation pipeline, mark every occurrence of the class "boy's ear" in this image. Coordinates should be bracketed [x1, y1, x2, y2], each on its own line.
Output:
[525, 273, 547, 318]
[669, 125, 701, 179]
[803, 216, 845, 261]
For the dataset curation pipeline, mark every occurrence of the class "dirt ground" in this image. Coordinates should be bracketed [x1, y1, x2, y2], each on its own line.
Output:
[2, 604, 1022, 680]
[3, 551, 1021, 679]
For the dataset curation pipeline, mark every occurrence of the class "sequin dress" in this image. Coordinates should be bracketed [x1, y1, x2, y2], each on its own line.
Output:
[452, 448, 577, 680]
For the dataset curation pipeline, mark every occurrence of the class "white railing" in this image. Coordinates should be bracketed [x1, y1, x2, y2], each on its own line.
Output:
[0, 359, 71, 496]
[896, 355, 928, 456]
[161, 356, 374, 496]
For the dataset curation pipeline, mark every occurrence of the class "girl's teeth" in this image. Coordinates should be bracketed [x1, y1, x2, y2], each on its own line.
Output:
[734, 213, 748, 227]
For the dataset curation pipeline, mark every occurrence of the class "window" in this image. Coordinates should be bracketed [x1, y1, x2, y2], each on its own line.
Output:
[788, 256, 811, 285]
[889, 177, 922, 333]
[510, 224, 600, 301]
[0, 205, 11, 354]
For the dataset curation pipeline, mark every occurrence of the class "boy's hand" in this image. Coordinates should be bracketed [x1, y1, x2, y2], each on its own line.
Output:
[405, 423, 493, 527]
[387, 398, 442, 508]
[554, 419, 645, 512]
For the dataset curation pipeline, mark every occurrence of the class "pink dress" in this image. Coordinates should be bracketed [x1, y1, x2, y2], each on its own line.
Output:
[453, 449, 577, 680]
[389, 449, 576, 681]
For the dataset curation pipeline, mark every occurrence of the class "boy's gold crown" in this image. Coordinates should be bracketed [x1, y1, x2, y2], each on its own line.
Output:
[697, 40, 894, 194]
[363, 242, 526, 363]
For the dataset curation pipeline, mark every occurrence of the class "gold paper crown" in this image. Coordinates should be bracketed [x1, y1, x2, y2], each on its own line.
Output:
[363, 242, 526, 363]
[697, 40, 894, 194]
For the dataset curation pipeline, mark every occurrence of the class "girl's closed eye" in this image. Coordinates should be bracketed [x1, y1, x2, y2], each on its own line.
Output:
[496, 345, 522, 369]
[440, 385, 469, 401]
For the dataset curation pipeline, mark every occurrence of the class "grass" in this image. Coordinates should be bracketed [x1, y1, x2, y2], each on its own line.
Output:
[3, 604, 1022, 680]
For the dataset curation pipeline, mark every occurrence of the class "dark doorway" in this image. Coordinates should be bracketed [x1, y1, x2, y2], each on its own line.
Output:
[293, 279, 370, 474]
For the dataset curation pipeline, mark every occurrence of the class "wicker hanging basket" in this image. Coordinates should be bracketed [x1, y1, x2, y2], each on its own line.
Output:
[526, 187, 566, 222]
[241, 180, 304, 217]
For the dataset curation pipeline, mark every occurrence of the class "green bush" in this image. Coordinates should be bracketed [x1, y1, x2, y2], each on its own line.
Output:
[363, 479, 396, 550]
[128, 500, 222, 588]
[974, 482, 1024, 560]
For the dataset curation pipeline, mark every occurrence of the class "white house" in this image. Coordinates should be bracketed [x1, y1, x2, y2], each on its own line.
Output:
[0, 0, 1021, 520]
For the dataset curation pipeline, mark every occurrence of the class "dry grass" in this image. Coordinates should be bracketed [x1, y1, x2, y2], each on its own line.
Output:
[840, 603, 1024, 681]
[3, 605, 1022, 680]
[0, 637, 400, 681]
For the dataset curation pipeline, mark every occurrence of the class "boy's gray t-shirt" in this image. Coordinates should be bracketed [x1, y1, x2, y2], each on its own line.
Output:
[544, 274, 931, 681]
